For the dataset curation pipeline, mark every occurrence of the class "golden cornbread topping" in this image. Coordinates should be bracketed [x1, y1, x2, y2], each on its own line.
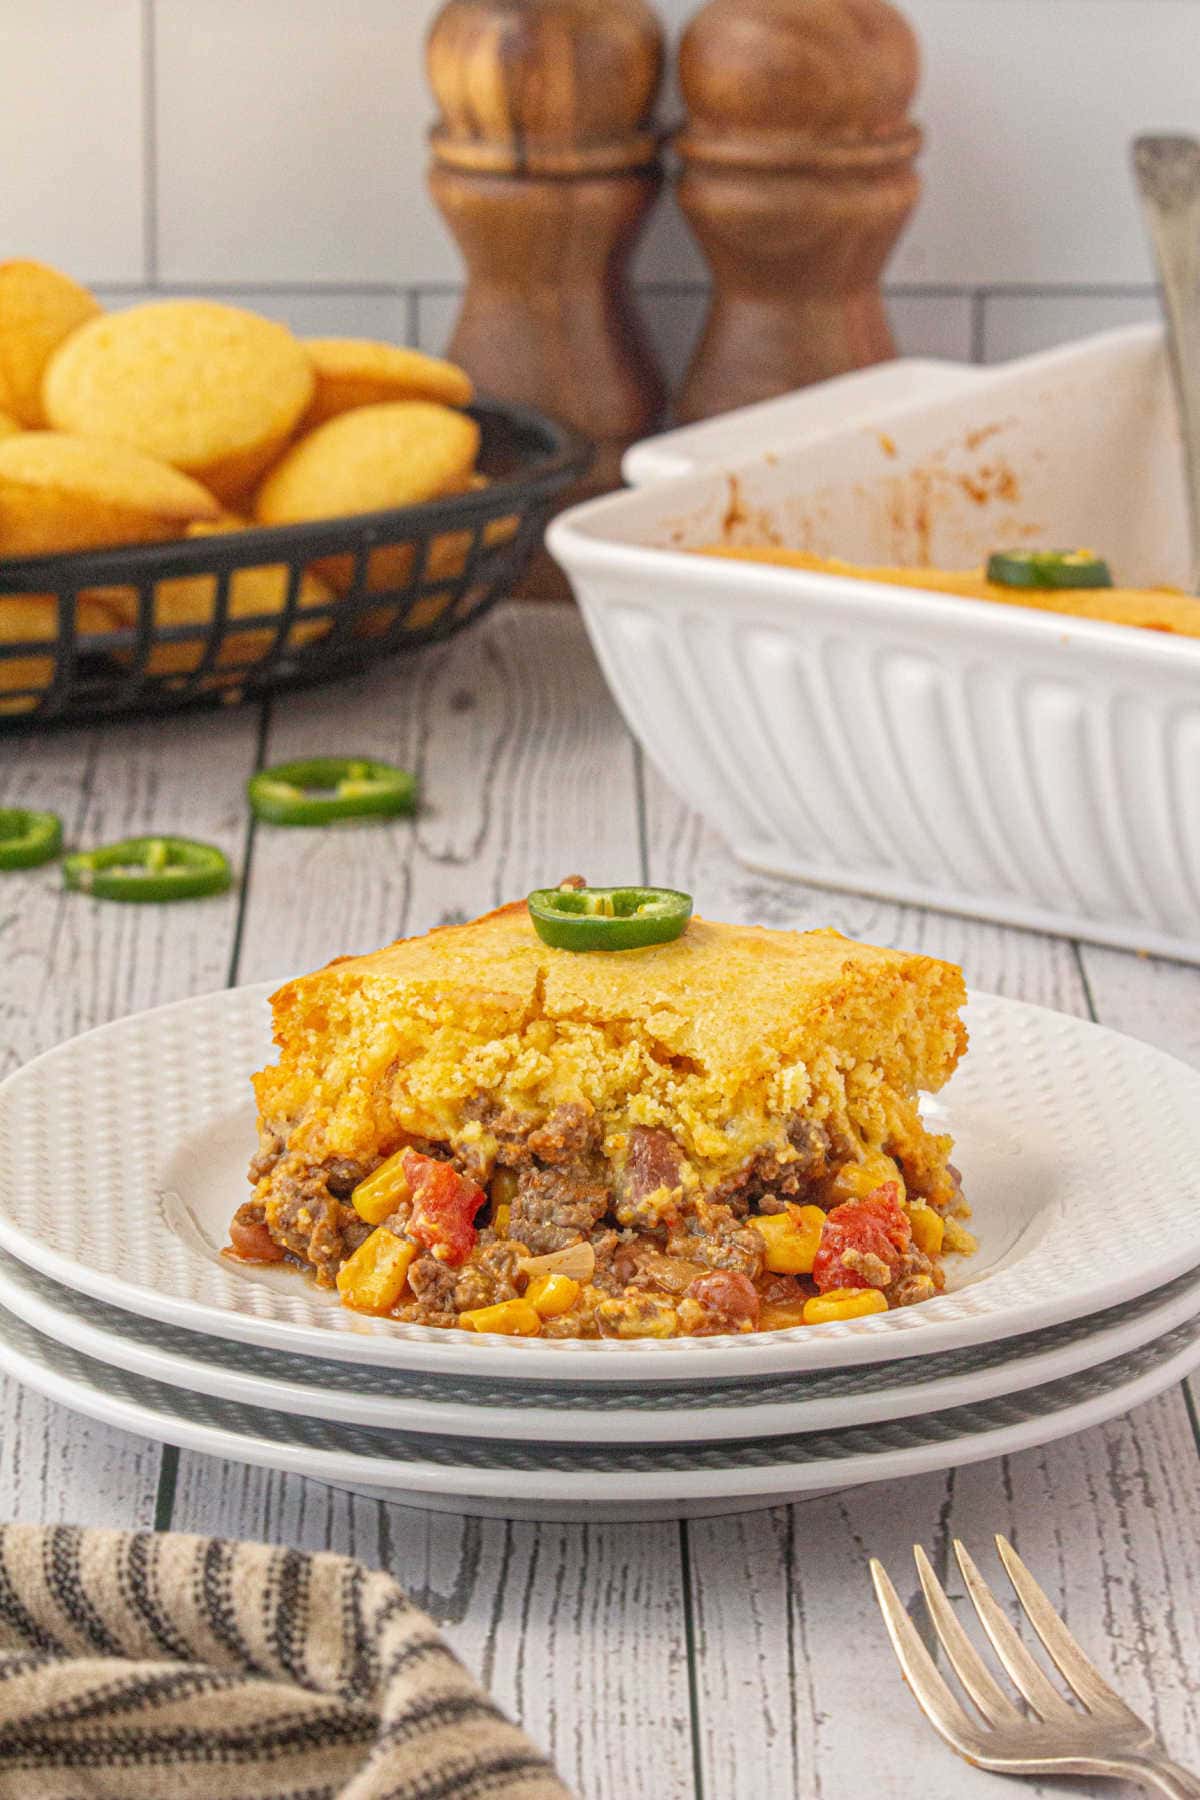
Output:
[229, 902, 974, 1340]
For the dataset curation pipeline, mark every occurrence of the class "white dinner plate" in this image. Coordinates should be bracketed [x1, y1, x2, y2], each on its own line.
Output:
[0, 1299, 1196, 1522]
[1, 1246, 1198, 1444]
[0, 981, 1198, 1381]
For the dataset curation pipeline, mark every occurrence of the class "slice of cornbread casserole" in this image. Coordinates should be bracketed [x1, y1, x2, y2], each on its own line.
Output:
[230, 902, 973, 1338]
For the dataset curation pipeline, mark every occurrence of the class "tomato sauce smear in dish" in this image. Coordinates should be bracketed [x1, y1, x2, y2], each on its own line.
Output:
[812, 1183, 912, 1293]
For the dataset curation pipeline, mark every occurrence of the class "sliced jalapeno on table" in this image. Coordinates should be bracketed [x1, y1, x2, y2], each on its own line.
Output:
[527, 883, 693, 951]
[986, 549, 1113, 590]
[247, 757, 417, 826]
[0, 808, 63, 870]
[63, 836, 232, 902]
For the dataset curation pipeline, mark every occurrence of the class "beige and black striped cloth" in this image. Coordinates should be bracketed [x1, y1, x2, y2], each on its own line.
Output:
[0, 1524, 574, 1799]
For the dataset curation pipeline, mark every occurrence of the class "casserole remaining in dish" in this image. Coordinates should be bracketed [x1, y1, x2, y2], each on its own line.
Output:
[229, 900, 973, 1339]
[548, 324, 1200, 961]
[699, 545, 1200, 638]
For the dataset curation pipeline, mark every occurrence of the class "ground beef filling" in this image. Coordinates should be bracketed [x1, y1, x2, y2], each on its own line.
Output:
[241, 1102, 954, 1334]
[246, 1152, 373, 1286]
[405, 1241, 526, 1327]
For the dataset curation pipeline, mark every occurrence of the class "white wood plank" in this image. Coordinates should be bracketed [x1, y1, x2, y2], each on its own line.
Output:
[1076, 944, 1200, 1073]
[9, 606, 1198, 1800]
[0, 702, 260, 1527]
[170, 1462, 693, 1800]
[0, 1381, 164, 1530]
[687, 1389, 1200, 1800]
[235, 603, 641, 982]
[168, 608, 695, 1800]
[641, 756, 1200, 1798]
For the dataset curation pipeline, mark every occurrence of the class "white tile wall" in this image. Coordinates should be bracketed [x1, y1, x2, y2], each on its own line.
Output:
[92, 287, 413, 342]
[153, 0, 453, 286]
[0, 1, 145, 280]
[892, 0, 1200, 288]
[884, 292, 975, 363]
[981, 289, 1160, 363]
[1, 0, 1194, 384]
[415, 291, 467, 361]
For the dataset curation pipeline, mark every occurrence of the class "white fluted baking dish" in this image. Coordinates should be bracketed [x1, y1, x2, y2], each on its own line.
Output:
[548, 324, 1200, 961]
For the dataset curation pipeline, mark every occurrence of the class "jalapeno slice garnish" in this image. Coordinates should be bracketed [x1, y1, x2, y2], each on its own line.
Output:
[63, 836, 232, 902]
[247, 757, 417, 826]
[0, 808, 63, 870]
[527, 884, 693, 951]
[986, 549, 1113, 590]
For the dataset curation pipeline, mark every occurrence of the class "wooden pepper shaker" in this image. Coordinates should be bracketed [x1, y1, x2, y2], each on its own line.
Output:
[426, 0, 667, 500]
[674, 0, 922, 422]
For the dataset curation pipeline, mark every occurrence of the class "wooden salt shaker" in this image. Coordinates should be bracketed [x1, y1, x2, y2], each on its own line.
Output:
[426, 0, 667, 504]
[675, 0, 922, 422]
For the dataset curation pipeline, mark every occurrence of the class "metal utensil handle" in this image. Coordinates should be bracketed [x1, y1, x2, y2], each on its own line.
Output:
[1132, 134, 1200, 593]
[1113, 1753, 1200, 1798]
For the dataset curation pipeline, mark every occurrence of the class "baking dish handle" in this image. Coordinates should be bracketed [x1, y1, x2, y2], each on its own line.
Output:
[622, 358, 987, 487]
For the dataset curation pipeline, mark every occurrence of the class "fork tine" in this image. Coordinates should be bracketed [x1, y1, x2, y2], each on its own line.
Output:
[954, 1539, 1080, 1725]
[869, 1558, 981, 1752]
[994, 1535, 1146, 1727]
[912, 1546, 1024, 1728]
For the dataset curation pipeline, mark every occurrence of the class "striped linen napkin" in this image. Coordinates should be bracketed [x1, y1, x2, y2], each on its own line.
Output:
[0, 1524, 574, 1799]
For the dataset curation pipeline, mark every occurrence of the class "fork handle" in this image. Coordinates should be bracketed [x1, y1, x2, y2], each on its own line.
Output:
[1112, 1753, 1200, 1797]
[1131, 135, 1200, 594]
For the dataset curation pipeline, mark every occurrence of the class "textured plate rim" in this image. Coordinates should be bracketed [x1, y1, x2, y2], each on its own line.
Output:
[0, 1300, 1196, 1503]
[1, 1242, 1198, 1444]
[1, 980, 1199, 1381]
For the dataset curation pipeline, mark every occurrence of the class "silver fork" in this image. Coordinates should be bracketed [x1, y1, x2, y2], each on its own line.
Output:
[1131, 135, 1200, 595]
[871, 1536, 1200, 1797]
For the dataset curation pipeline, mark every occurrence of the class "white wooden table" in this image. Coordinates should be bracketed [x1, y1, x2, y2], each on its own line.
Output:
[2, 602, 1198, 1800]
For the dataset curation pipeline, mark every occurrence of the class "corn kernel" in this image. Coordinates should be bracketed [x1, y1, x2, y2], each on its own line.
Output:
[908, 1203, 944, 1258]
[525, 1272, 580, 1318]
[490, 1168, 519, 1205]
[750, 1203, 826, 1274]
[492, 1202, 511, 1238]
[458, 1297, 542, 1336]
[829, 1153, 905, 1204]
[758, 1299, 812, 1332]
[351, 1148, 413, 1226]
[802, 1287, 889, 1325]
[336, 1227, 417, 1315]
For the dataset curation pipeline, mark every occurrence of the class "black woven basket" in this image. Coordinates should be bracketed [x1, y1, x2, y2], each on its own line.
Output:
[0, 398, 591, 729]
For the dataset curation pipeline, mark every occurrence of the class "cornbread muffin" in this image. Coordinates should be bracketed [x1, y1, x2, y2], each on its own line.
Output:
[234, 902, 971, 1340]
[0, 413, 21, 442]
[0, 260, 101, 427]
[42, 300, 315, 504]
[0, 432, 218, 557]
[0, 590, 124, 711]
[350, 483, 519, 629]
[303, 338, 473, 427]
[701, 545, 1200, 638]
[254, 401, 481, 527]
[90, 513, 336, 675]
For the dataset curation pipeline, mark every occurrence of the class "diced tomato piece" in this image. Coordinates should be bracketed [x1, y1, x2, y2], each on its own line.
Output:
[402, 1150, 486, 1267]
[226, 1205, 285, 1264]
[812, 1183, 912, 1293]
[683, 1269, 761, 1334]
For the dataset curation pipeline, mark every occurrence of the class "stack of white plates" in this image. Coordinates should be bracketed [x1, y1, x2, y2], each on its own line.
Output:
[1, 983, 1198, 1522]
